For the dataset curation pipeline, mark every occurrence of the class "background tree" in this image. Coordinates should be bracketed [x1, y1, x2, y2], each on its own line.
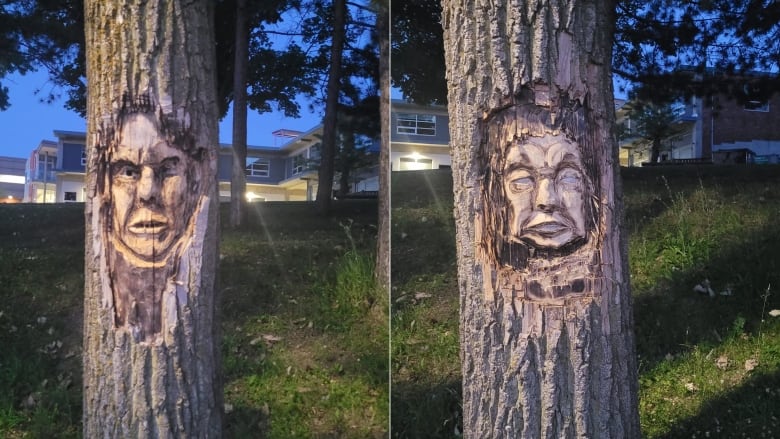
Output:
[315, 0, 347, 213]
[621, 100, 687, 163]
[83, 0, 221, 435]
[392, 0, 780, 107]
[374, 0, 389, 292]
[288, 0, 378, 213]
[441, 0, 640, 436]
[230, 0, 249, 227]
[390, 0, 446, 105]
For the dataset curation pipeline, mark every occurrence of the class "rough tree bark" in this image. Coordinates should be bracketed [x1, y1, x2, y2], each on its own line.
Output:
[83, 0, 222, 436]
[440, 0, 640, 437]
[316, 0, 347, 214]
[230, 0, 249, 227]
[375, 0, 390, 288]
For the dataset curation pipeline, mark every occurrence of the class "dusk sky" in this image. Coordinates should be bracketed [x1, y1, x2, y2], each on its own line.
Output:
[0, 69, 323, 160]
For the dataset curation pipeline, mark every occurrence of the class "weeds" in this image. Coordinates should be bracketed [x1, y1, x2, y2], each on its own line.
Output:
[392, 167, 780, 438]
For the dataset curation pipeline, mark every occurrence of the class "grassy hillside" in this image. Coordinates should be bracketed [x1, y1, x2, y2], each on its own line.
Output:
[391, 166, 780, 438]
[0, 200, 387, 438]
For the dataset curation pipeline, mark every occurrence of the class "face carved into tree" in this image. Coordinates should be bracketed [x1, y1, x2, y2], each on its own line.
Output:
[109, 113, 192, 264]
[503, 133, 587, 250]
[478, 103, 601, 303]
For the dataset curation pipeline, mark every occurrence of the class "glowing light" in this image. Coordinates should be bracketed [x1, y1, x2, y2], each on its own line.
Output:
[245, 192, 262, 202]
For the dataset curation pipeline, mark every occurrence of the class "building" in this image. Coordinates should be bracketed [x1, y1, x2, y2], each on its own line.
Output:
[23, 126, 327, 203]
[0, 156, 27, 203]
[390, 100, 451, 171]
[618, 78, 780, 166]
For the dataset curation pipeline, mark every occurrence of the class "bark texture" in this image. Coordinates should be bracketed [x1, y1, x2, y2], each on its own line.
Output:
[83, 1, 222, 437]
[375, 0, 390, 288]
[440, 0, 640, 437]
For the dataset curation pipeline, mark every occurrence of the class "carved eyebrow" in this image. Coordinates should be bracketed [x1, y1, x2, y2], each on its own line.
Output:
[110, 158, 138, 169]
[160, 156, 180, 167]
[504, 161, 533, 175]
[555, 153, 583, 171]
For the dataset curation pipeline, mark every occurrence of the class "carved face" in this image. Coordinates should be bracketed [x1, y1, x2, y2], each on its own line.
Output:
[503, 133, 587, 249]
[110, 113, 190, 262]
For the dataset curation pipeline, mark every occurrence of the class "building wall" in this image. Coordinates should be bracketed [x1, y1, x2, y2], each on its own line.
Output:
[59, 176, 86, 202]
[61, 142, 86, 172]
[0, 156, 26, 202]
[701, 93, 780, 158]
[391, 103, 450, 146]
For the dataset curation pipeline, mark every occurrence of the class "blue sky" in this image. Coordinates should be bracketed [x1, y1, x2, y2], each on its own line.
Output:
[0, 70, 323, 160]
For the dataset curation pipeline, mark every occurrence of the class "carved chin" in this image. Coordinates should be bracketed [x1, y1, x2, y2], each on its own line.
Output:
[119, 231, 175, 262]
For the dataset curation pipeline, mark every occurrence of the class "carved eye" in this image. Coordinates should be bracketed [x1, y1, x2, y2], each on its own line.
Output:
[508, 172, 534, 192]
[557, 168, 581, 189]
[159, 159, 180, 178]
[114, 163, 140, 180]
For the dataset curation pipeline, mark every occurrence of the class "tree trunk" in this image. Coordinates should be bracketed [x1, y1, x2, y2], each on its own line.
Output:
[375, 0, 390, 287]
[651, 138, 661, 163]
[440, 0, 640, 437]
[337, 130, 355, 197]
[230, 0, 249, 227]
[316, 0, 347, 214]
[83, 1, 222, 437]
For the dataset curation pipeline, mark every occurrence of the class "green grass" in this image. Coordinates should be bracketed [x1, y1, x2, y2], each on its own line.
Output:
[391, 166, 780, 438]
[0, 200, 387, 438]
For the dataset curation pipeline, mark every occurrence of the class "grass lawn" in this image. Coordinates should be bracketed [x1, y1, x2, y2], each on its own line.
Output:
[391, 166, 780, 438]
[0, 200, 387, 438]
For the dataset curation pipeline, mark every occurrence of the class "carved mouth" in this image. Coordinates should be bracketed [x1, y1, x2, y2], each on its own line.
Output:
[128, 215, 169, 235]
[525, 221, 569, 236]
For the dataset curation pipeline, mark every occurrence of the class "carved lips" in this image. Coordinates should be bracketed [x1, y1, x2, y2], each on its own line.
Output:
[127, 212, 170, 236]
[521, 213, 578, 248]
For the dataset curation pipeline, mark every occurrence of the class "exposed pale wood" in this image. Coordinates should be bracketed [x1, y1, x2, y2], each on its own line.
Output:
[83, 1, 222, 436]
[441, 0, 640, 436]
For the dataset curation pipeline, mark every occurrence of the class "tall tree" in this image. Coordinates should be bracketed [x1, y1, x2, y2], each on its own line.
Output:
[83, 0, 222, 436]
[374, 0, 389, 293]
[230, 0, 249, 227]
[315, 0, 347, 213]
[441, 0, 640, 436]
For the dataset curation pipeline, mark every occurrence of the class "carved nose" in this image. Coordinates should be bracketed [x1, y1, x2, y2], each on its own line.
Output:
[535, 178, 559, 211]
[137, 167, 159, 202]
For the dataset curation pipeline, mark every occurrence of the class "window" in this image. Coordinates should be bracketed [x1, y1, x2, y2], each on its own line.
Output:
[399, 157, 433, 170]
[81, 148, 87, 166]
[245, 158, 270, 177]
[745, 100, 769, 112]
[292, 154, 307, 175]
[36, 153, 57, 180]
[308, 143, 321, 160]
[397, 113, 436, 136]
[64, 191, 77, 202]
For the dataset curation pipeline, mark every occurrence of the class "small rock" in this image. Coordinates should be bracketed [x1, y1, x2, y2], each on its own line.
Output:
[715, 355, 729, 370]
[685, 382, 698, 392]
[769, 309, 780, 317]
[745, 358, 759, 372]
[693, 279, 715, 298]
[224, 403, 234, 414]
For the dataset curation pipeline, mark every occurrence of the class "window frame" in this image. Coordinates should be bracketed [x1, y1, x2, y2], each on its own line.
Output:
[396, 113, 437, 136]
[245, 158, 271, 178]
